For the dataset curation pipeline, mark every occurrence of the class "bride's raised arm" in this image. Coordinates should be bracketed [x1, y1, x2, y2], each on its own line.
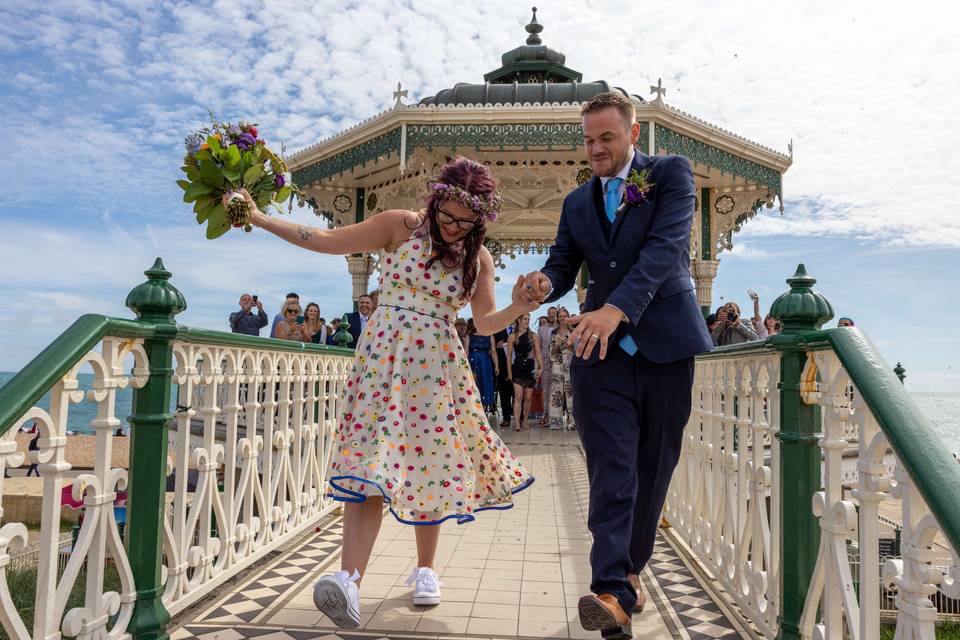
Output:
[237, 189, 417, 255]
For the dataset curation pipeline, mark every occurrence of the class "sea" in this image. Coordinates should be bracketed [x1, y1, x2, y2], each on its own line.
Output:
[0, 371, 957, 455]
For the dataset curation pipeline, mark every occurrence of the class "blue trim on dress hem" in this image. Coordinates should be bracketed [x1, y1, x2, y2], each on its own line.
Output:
[327, 474, 535, 526]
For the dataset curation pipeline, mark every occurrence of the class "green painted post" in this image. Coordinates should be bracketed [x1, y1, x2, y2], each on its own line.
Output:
[770, 264, 834, 640]
[125, 258, 186, 640]
[334, 314, 353, 348]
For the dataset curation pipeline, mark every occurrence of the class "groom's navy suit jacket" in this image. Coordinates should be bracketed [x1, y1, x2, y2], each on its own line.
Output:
[542, 151, 713, 364]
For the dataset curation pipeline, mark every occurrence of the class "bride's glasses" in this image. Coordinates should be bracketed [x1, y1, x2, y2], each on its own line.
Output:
[437, 208, 482, 230]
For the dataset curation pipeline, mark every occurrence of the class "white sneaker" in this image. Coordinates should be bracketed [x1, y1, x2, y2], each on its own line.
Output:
[405, 566, 442, 606]
[313, 569, 361, 628]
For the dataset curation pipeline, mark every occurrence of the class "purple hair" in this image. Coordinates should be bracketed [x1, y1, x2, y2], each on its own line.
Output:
[414, 156, 497, 298]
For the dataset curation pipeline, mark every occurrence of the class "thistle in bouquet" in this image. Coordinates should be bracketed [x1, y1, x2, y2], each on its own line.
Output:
[178, 118, 300, 239]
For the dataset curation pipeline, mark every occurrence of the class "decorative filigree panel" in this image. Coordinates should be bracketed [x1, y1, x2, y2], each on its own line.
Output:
[0, 337, 148, 640]
[665, 351, 782, 637]
[163, 343, 351, 615]
[406, 123, 583, 153]
[657, 126, 783, 195]
[800, 350, 960, 640]
[292, 128, 402, 185]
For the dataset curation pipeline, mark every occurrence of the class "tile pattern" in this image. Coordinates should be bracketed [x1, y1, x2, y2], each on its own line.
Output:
[646, 536, 746, 639]
[171, 427, 748, 639]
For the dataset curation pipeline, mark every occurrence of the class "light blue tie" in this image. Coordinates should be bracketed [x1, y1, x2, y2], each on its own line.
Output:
[603, 178, 638, 356]
[604, 177, 623, 222]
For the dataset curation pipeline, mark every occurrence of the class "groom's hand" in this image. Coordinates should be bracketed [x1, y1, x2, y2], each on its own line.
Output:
[519, 272, 552, 304]
[566, 305, 628, 360]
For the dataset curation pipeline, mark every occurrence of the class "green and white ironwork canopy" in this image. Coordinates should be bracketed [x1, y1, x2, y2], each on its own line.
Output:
[287, 8, 792, 308]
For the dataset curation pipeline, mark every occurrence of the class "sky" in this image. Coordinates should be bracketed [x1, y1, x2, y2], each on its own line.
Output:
[0, 0, 958, 392]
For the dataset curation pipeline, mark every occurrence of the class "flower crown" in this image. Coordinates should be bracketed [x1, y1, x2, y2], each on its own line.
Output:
[428, 181, 502, 221]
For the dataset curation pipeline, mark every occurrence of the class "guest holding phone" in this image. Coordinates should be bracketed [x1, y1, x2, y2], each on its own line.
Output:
[276, 300, 311, 342]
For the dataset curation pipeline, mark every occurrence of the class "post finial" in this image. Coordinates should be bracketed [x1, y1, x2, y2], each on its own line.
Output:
[769, 264, 834, 333]
[125, 257, 187, 323]
[525, 7, 543, 45]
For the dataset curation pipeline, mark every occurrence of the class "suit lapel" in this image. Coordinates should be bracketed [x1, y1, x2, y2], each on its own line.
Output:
[609, 151, 652, 245]
[583, 176, 609, 251]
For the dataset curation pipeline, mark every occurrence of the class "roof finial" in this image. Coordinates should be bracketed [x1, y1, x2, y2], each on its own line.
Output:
[649, 78, 667, 105]
[525, 7, 543, 45]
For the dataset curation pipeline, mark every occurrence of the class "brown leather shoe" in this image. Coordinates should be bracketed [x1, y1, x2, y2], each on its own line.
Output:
[577, 593, 632, 639]
[627, 573, 647, 612]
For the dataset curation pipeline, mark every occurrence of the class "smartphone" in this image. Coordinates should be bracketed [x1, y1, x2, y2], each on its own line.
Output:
[296, 316, 304, 324]
[252, 295, 258, 302]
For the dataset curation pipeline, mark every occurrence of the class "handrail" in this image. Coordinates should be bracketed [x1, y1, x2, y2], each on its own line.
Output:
[174, 326, 355, 356]
[705, 327, 960, 552]
[0, 314, 155, 437]
[0, 315, 356, 439]
[821, 327, 960, 554]
[768, 325, 960, 554]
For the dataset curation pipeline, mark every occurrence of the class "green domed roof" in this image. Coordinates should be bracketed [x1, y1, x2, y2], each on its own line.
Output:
[419, 8, 646, 107]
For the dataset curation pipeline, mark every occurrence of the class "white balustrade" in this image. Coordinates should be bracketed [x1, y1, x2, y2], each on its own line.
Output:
[0, 337, 148, 640]
[161, 342, 349, 615]
[799, 350, 960, 640]
[664, 350, 782, 637]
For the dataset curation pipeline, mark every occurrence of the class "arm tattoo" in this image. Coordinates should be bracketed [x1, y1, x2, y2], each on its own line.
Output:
[297, 226, 314, 241]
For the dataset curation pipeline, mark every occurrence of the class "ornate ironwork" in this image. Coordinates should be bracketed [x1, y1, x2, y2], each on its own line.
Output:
[406, 123, 583, 154]
[638, 122, 650, 152]
[656, 126, 782, 194]
[366, 192, 378, 212]
[576, 167, 593, 185]
[715, 194, 735, 215]
[333, 193, 353, 214]
[292, 128, 402, 185]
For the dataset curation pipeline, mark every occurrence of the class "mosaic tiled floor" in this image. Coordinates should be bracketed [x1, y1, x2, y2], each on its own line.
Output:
[171, 426, 748, 639]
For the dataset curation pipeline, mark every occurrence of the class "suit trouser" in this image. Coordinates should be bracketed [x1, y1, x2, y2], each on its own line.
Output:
[571, 347, 694, 614]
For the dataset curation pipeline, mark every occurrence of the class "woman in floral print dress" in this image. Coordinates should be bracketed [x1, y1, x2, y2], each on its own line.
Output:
[239, 157, 536, 628]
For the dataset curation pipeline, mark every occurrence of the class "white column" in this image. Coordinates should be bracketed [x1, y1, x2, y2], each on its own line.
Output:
[691, 259, 719, 312]
[345, 254, 375, 303]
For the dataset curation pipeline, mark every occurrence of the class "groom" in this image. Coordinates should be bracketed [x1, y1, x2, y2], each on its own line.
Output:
[522, 92, 712, 639]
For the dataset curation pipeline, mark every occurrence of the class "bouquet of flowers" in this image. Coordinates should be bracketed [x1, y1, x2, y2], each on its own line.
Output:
[178, 119, 298, 238]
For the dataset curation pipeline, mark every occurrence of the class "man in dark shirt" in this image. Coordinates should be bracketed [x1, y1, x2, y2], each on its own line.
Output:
[230, 293, 269, 336]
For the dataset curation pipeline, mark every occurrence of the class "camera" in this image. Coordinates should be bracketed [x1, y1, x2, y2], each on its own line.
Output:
[252, 295, 258, 302]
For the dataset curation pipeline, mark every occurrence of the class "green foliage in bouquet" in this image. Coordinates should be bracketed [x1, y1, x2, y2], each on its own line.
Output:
[177, 119, 299, 239]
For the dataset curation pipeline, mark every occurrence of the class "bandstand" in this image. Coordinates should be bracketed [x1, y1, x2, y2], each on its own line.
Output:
[288, 8, 792, 312]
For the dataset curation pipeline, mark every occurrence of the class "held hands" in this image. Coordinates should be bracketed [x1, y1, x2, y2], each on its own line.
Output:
[566, 305, 628, 361]
[510, 275, 541, 312]
[518, 272, 552, 305]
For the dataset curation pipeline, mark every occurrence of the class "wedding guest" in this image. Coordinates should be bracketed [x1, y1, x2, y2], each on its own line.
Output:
[506, 313, 542, 432]
[838, 317, 855, 327]
[493, 327, 514, 428]
[758, 314, 780, 339]
[711, 303, 759, 345]
[345, 294, 374, 347]
[537, 306, 559, 425]
[304, 303, 328, 344]
[455, 318, 469, 351]
[276, 300, 311, 342]
[548, 307, 576, 431]
[230, 293, 269, 336]
[270, 293, 300, 338]
[466, 319, 497, 414]
[369, 289, 379, 309]
[705, 313, 719, 332]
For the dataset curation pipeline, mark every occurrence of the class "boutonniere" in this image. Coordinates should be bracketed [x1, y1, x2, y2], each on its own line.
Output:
[616, 168, 655, 215]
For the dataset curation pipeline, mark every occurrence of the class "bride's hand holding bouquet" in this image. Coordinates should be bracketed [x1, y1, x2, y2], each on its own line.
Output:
[177, 119, 299, 239]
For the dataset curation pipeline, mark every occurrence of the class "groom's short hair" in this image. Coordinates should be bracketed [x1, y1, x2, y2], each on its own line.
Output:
[581, 91, 636, 131]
